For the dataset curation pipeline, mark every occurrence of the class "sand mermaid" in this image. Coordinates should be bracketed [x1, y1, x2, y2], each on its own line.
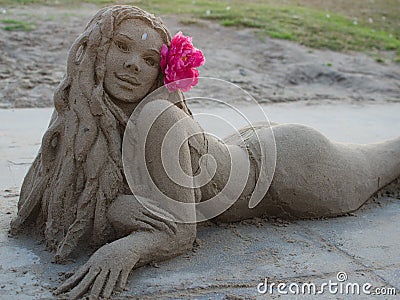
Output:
[10, 5, 400, 299]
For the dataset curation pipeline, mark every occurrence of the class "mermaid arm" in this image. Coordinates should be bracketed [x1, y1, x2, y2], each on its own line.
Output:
[55, 100, 199, 299]
[55, 215, 195, 299]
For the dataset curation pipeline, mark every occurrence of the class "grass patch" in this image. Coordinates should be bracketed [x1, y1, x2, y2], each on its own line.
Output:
[179, 17, 205, 27]
[0, 0, 399, 60]
[134, 0, 400, 59]
[0, 0, 106, 4]
[1, 18, 36, 31]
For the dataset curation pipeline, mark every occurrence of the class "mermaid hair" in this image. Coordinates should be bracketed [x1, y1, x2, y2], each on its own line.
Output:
[11, 5, 191, 261]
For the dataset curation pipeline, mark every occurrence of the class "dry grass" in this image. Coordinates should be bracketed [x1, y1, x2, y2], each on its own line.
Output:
[0, 0, 399, 61]
[281, 0, 399, 36]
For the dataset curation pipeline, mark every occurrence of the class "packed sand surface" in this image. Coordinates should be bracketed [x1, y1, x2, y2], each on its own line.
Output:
[1, 104, 400, 299]
[0, 4, 399, 109]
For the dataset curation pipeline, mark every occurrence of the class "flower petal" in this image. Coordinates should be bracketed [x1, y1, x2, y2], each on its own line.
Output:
[160, 32, 205, 92]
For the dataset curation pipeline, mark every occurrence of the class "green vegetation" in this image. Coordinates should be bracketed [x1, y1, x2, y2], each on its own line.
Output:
[0, 0, 108, 4]
[135, 0, 400, 59]
[0, 0, 399, 61]
[1, 18, 35, 31]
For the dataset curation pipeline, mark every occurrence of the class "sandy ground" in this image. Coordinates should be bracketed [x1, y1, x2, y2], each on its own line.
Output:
[0, 2, 400, 299]
[1, 104, 400, 299]
[0, 4, 400, 109]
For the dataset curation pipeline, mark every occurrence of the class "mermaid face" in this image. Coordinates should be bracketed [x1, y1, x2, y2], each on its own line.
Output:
[104, 18, 164, 104]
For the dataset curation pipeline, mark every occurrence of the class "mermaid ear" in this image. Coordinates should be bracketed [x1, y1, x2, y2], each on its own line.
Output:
[74, 41, 87, 65]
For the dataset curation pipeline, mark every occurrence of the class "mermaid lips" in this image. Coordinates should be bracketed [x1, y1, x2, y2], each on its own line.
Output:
[115, 73, 141, 87]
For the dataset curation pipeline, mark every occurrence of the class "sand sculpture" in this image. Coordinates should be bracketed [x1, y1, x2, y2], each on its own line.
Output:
[9, 5, 400, 299]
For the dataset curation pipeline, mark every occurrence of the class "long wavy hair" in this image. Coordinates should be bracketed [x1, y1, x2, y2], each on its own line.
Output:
[10, 5, 191, 261]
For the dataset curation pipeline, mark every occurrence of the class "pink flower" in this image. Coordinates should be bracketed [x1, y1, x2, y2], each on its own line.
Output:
[160, 32, 205, 92]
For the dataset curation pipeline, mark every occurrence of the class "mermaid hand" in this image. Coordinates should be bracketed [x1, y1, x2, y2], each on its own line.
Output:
[54, 238, 139, 299]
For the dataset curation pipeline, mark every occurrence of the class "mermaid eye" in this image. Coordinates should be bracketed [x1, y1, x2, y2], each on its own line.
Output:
[115, 40, 129, 52]
[144, 57, 156, 67]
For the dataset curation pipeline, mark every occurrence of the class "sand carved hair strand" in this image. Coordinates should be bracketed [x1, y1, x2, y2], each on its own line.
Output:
[11, 5, 191, 261]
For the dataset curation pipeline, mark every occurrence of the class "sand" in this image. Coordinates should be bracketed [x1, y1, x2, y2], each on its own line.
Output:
[0, 3, 399, 299]
[1, 102, 400, 298]
[0, 4, 399, 109]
